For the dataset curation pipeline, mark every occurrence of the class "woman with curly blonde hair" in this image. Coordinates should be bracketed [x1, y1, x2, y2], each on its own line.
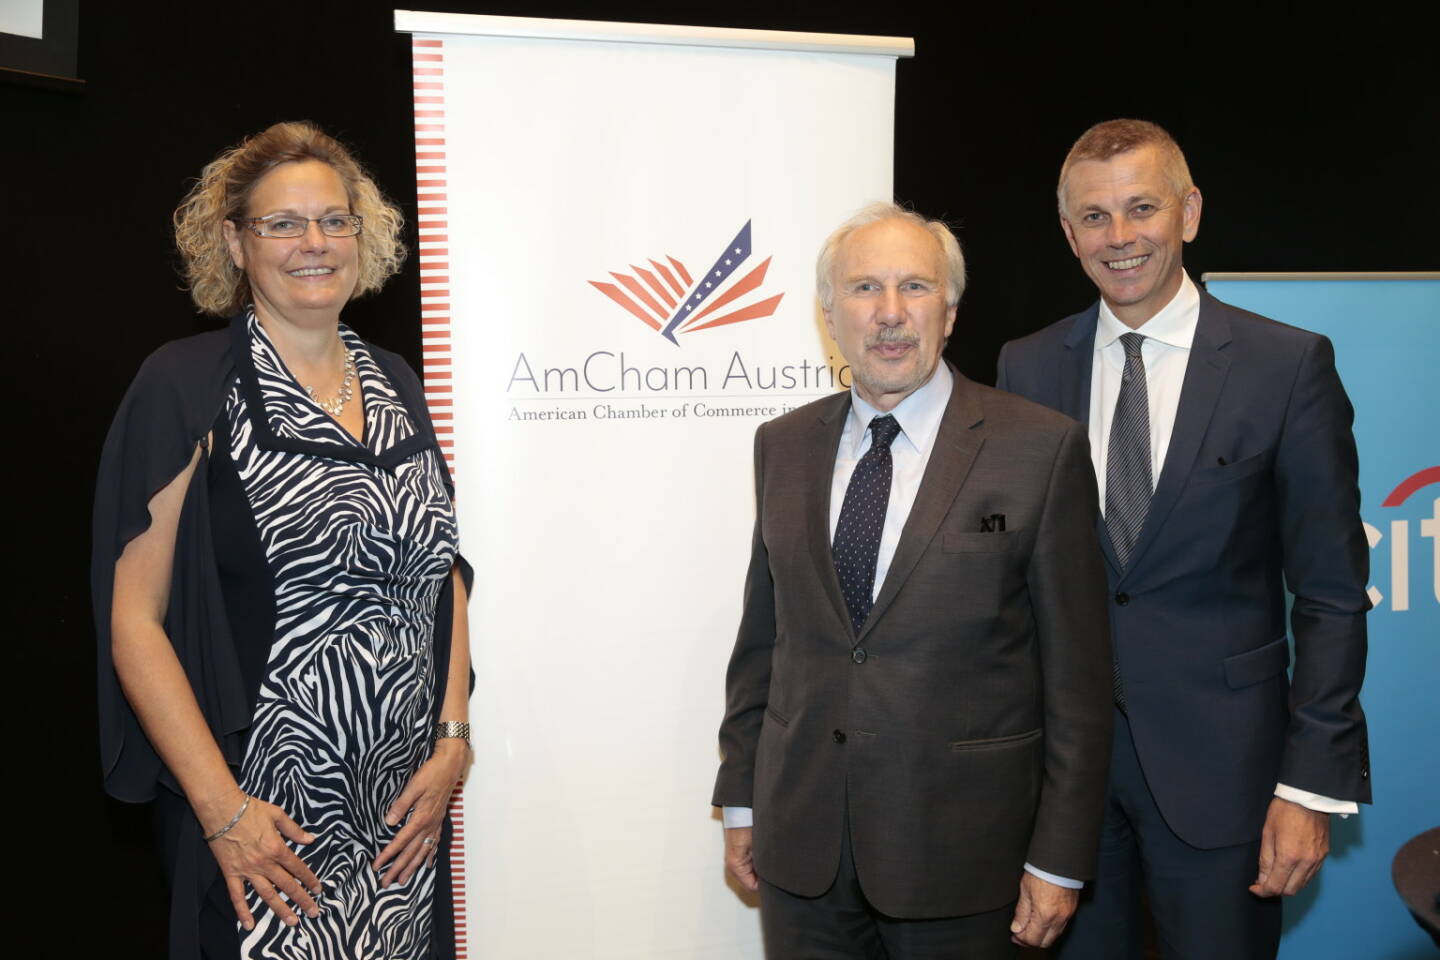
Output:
[174, 121, 407, 317]
[93, 121, 471, 960]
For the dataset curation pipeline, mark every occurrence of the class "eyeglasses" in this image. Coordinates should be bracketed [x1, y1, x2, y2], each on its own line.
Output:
[230, 213, 364, 239]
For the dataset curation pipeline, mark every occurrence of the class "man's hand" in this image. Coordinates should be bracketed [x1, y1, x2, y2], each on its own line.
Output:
[724, 826, 759, 891]
[1250, 797, 1330, 897]
[1010, 872, 1079, 948]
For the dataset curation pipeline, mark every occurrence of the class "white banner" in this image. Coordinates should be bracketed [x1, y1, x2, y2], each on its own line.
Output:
[399, 12, 910, 956]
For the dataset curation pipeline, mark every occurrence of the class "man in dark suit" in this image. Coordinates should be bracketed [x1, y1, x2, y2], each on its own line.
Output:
[713, 203, 1114, 958]
[996, 119, 1371, 958]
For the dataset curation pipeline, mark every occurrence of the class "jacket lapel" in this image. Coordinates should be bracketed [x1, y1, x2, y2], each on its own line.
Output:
[807, 392, 856, 637]
[1060, 305, 1098, 425]
[1063, 306, 1122, 573]
[1120, 291, 1233, 579]
[859, 371, 985, 642]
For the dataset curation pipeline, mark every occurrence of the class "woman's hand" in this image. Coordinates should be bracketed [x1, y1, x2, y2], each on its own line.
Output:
[372, 739, 470, 887]
[204, 792, 322, 930]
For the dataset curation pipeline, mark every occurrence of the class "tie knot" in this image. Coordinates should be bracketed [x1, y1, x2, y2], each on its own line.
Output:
[868, 415, 901, 450]
[1120, 332, 1146, 358]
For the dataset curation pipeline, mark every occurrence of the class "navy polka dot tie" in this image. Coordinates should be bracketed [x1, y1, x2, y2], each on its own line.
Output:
[833, 414, 902, 635]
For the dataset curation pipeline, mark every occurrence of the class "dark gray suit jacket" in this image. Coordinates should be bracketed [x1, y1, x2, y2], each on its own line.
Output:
[713, 368, 1113, 918]
[996, 291, 1371, 849]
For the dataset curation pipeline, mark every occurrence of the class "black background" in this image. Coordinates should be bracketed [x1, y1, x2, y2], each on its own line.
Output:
[4, 1, 1434, 952]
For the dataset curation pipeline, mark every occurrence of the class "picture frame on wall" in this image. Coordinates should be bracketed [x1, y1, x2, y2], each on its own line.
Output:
[1, 0, 82, 89]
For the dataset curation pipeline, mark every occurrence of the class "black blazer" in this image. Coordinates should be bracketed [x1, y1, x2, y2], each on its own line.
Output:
[997, 291, 1371, 849]
[714, 369, 1113, 918]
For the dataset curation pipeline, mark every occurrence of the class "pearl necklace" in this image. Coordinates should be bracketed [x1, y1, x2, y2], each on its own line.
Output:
[306, 347, 358, 417]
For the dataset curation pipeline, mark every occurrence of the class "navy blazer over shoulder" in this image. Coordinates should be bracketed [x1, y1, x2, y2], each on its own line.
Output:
[996, 290, 1371, 849]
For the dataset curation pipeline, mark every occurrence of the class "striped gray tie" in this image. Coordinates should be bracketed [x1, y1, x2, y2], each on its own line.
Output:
[1106, 332, 1151, 709]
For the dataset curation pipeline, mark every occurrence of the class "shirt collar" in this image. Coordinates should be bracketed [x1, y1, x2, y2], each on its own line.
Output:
[845, 361, 954, 456]
[1095, 271, 1200, 351]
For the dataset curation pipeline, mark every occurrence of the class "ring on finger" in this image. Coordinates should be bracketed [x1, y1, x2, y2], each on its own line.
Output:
[422, 836, 435, 847]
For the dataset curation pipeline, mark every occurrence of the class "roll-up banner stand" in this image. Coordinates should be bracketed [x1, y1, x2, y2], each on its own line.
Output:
[1203, 272, 1439, 958]
[396, 11, 911, 956]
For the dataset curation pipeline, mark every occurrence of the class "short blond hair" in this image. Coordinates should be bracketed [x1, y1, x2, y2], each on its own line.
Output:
[1057, 118, 1194, 217]
[816, 202, 966, 310]
[173, 121, 405, 316]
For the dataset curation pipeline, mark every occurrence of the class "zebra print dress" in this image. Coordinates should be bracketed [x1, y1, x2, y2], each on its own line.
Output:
[224, 313, 458, 959]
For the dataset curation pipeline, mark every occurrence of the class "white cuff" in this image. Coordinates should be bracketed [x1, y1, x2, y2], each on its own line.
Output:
[722, 806, 754, 829]
[722, 809, 1090, 888]
[1023, 863, 1083, 889]
[1274, 783, 1358, 818]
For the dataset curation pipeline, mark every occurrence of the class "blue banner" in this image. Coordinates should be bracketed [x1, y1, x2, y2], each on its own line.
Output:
[1204, 275, 1439, 958]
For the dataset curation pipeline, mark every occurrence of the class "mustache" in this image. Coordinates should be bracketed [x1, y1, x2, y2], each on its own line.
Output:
[865, 327, 921, 349]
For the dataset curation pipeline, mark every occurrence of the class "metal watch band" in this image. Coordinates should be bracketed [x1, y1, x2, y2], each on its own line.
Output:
[435, 721, 470, 743]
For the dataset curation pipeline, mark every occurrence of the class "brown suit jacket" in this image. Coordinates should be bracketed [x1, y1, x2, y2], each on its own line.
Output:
[713, 368, 1113, 918]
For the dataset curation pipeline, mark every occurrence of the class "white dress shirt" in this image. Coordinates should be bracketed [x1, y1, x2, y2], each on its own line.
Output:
[1088, 273, 1198, 511]
[828, 361, 955, 602]
[723, 363, 1084, 889]
[1090, 272, 1356, 818]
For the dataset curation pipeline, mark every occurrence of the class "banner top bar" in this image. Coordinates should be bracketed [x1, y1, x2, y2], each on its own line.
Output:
[394, 10, 914, 57]
[1203, 271, 1440, 282]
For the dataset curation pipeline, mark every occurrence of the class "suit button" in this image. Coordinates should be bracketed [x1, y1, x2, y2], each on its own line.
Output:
[1115, 592, 1130, 606]
[832, 730, 847, 744]
[852, 648, 867, 664]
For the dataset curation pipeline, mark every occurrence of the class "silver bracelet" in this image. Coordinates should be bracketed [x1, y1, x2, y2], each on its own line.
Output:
[203, 794, 251, 842]
[435, 721, 470, 744]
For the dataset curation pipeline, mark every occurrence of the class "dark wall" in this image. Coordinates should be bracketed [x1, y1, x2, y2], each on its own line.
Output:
[6, 1, 1432, 952]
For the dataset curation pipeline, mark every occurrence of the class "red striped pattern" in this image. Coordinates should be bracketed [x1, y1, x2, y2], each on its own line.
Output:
[412, 36, 466, 957]
[447, 785, 467, 953]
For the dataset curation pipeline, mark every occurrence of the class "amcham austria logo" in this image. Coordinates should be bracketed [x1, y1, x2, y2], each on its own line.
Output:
[1366, 465, 1440, 612]
[589, 220, 784, 345]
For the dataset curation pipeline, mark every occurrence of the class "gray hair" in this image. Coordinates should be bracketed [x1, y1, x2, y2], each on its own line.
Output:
[1056, 118, 1194, 217]
[816, 202, 967, 310]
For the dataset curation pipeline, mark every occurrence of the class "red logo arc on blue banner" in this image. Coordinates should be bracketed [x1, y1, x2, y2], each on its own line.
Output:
[1382, 466, 1440, 507]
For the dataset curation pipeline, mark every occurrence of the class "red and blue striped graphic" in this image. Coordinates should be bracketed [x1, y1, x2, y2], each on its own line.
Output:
[590, 220, 785, 345]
